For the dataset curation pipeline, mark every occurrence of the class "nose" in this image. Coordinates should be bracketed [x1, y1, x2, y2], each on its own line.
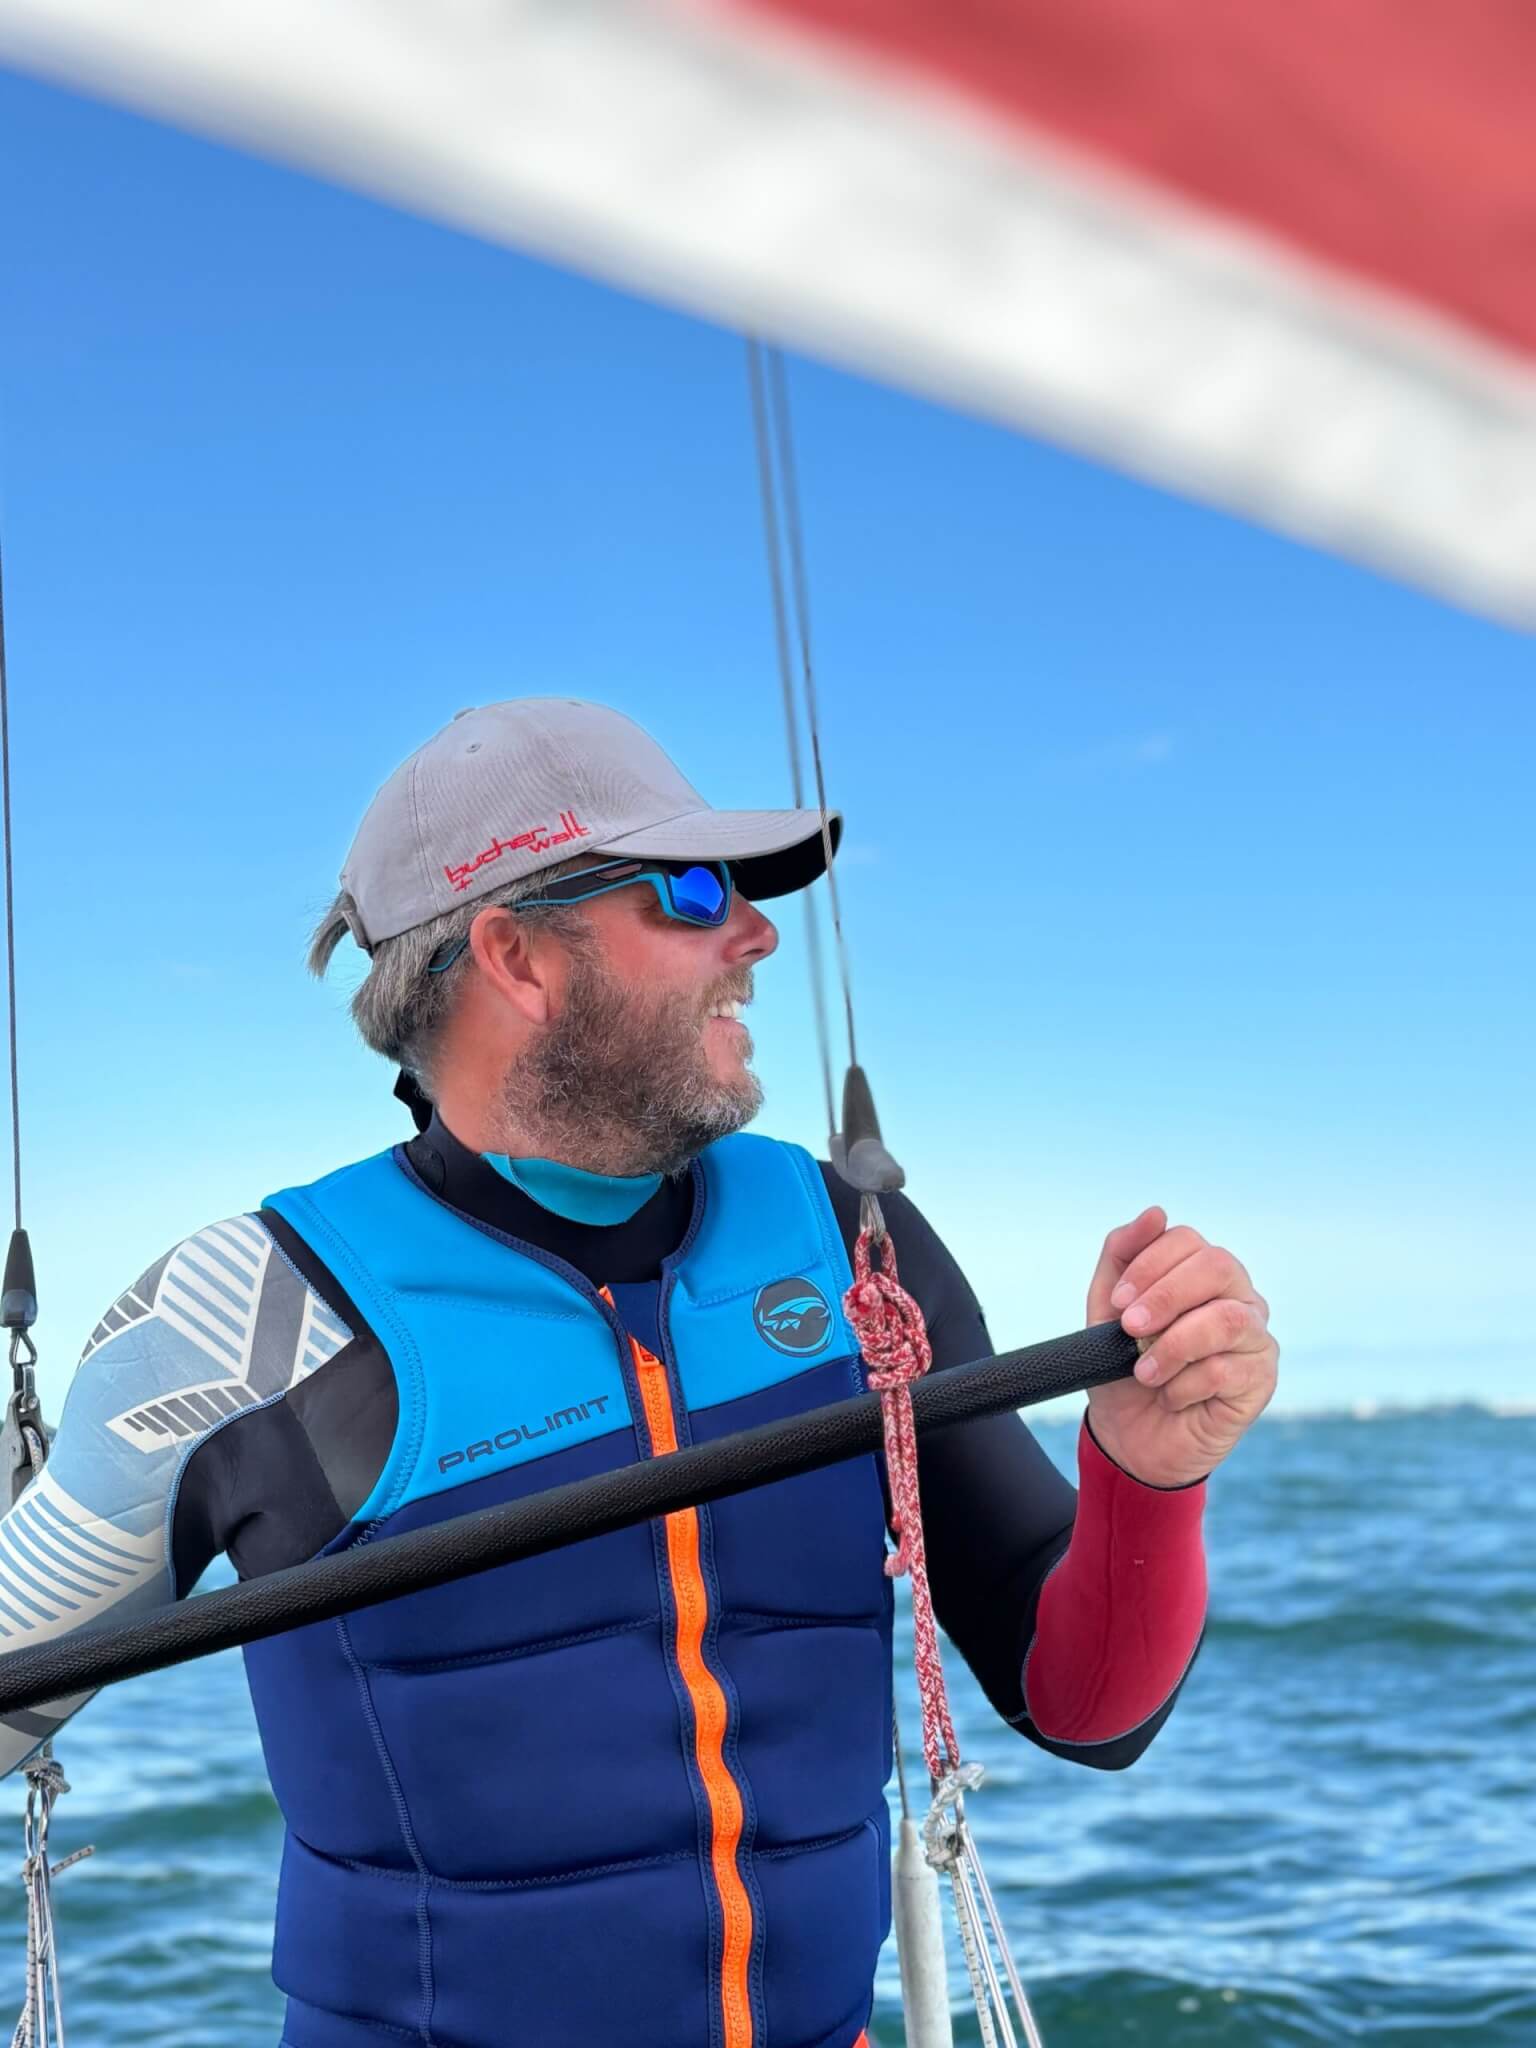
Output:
[723, 893, 778, 964]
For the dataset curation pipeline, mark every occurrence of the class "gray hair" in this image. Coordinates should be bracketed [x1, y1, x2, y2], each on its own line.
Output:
[307, 857, 596, 1100]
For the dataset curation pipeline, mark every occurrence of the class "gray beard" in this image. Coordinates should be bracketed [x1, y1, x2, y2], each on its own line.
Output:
[498, 944, 762, 1178]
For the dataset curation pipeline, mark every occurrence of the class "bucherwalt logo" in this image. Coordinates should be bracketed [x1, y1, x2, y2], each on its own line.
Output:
[445, 810, 590, 892]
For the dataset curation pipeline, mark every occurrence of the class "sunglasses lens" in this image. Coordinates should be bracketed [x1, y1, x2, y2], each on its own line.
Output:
[667, 864, 729, 924]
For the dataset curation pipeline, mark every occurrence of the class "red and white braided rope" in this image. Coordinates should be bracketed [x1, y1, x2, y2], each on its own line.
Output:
[843, 1223, 960, 1785]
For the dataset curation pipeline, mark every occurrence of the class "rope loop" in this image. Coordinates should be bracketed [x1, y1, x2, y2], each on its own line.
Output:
[920, 1761, 987, 1872]
[845, 1225, 933, 1574]
[21, 1759, 64, 1807]
[10, 1754, 90, 2048]
[842, 1222, 960, 1784]
[848, 1227, 932, 1394]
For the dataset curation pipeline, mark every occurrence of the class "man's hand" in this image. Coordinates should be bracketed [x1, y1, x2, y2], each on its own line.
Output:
[1083, 1206, 1278, 1489]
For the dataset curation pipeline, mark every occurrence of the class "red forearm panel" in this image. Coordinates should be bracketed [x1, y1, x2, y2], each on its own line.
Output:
[1022, 1420, 1208, 1746]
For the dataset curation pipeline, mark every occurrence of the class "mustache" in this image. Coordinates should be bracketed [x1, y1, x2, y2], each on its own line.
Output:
[702, 969, 754, 1014]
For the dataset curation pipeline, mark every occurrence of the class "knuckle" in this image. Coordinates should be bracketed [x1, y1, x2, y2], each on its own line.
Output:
[1205, 1243, 1240, 1288]
[1221, 1298, 1251, 1342]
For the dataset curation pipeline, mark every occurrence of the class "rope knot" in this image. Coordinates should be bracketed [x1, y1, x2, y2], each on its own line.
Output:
[841, 1222, 960, 1784]
[846, 1228, 933, 1390]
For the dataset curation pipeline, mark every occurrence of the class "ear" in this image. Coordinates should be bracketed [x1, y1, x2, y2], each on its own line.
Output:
[465, 906, 558, 1026]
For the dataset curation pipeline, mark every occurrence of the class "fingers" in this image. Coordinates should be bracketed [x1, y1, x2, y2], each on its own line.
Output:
[1115, 1239, 1252, 1335]
[1109, 1224, 1207, 1311]
[1149, 1346, 1278, 1416]
[1134, 1296, 1268, 1385]
[1085, 1206, 1166, 1323]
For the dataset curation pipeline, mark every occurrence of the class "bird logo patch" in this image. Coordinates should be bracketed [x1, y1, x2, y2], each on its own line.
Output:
[752, 1276, 833, 1356]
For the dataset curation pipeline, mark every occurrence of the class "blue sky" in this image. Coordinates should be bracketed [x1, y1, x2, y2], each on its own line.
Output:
[0, 65, 1530, 1420]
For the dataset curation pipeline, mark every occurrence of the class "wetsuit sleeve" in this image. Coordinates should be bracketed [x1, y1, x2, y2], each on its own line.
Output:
[817, 1166, 1207, 1770]
[0, 1216, 354, 1777]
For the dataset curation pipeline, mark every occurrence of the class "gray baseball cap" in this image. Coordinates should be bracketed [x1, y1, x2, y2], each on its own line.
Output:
[340, 697, 842, 949]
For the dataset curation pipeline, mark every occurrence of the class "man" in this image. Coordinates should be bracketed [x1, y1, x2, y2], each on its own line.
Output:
[0, 699, 1277, 2048]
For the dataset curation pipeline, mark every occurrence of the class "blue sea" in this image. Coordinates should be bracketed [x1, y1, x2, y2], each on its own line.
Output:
[1, 1409, 1530, 2046]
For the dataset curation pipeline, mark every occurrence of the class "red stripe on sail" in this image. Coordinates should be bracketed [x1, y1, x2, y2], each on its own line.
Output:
[726, 0, 1536, 358]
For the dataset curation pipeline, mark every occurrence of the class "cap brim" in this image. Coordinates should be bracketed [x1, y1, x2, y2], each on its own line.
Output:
[594, 809, 842, 900]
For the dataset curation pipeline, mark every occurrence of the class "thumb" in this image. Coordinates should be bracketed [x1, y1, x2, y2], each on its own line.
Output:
[1086, 1205, 1167, 1324]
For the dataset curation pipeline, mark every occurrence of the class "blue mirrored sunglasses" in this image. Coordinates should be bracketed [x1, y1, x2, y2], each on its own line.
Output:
[428, 858, 733, 974]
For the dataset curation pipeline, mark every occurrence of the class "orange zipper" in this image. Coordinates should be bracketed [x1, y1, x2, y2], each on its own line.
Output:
[621, 1314, 755, 2048]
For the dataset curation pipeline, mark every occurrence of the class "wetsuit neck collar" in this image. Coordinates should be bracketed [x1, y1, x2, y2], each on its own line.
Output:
[481, 1152, 663, 1225]
[400, 1112, 693, 1288]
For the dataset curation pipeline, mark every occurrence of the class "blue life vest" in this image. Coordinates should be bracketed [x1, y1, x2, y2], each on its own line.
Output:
[252, 1133, 894, 2048]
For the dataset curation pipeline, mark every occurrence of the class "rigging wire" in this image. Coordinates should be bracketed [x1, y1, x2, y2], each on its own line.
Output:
[745, 339, 838, 1146]
[0, 525, 22, 1233]
[750, 340, 1042, 2045]
[756, 341, 860, 1070]
[745, 342, 805, 807]
[746, 339, 868, 1144]
[747, 336, 906, 1218]
[0, 517, 83, 2048]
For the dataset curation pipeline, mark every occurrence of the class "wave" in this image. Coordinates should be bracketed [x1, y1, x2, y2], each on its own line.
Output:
[1206, 1608, 1529, 1650]
[873, 1966, 1536, 2046]
[1260, 1400, 1535, 1423]
[1030, 1399, 1536, 1426]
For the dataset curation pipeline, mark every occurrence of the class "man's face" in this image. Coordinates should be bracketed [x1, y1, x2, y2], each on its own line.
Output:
[500, 869, 781, 1177]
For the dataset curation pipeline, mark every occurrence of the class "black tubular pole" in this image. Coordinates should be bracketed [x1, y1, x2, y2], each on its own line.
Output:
[0, 1322, 1137, 1716]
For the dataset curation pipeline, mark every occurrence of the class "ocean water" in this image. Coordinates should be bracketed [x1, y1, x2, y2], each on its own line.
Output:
[0, 1409, 1530, 2047]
